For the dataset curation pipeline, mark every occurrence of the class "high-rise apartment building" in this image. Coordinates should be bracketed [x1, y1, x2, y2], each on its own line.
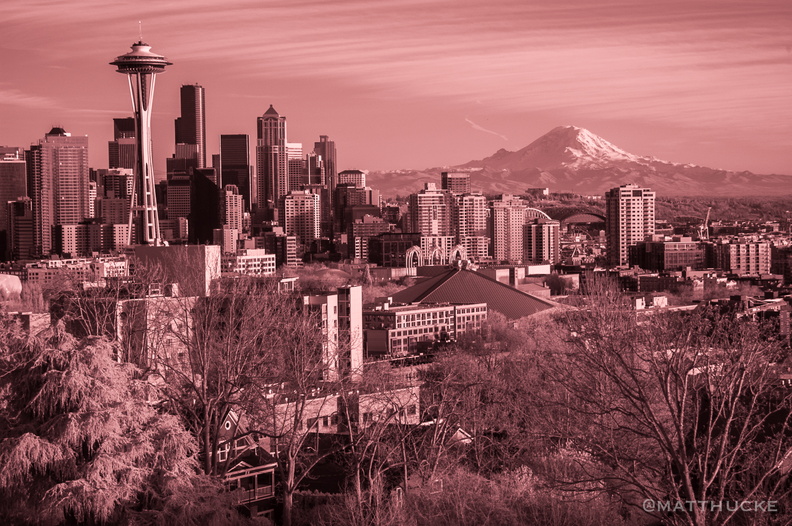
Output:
[454, 193, 489, 261]
[524, 218, 560, 264]
[223, 184, 244, 232]
[605, 184, 656, 266]
[441, 172, 471, 194]
[256, 105, 288, 210]
[280, 190, 320, 244]
[490, 194, 528, 263]
[25, 128, 90, 256]
[175, 84, 206, 168]
[220, 134, 252, 211]
[408, 183, 453, 237]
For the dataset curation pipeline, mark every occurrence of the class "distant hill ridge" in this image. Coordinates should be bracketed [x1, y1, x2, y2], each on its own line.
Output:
[367, 126, 792, 198]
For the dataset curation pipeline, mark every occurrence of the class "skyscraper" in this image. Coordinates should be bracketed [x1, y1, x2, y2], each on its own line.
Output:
[408, 183, 453, 237]
[454, 193, 489, 261]
[441, 172, 471, 194]
[220, 134, 252, 211]
[26, 128, 89, 256]
[7, 197, 34, 261]
[490, 194, 528, 263]
[256, 105, 288, 211]
[223, 184, 244, 232]
[111, 41, 172, 246]
[524, 218, 560, 264]
[605, 184, 656, 266]
[175, 84, 206, 168]
[280, 190, 320, 244]
[314, 135, 337, 194]
[108, 117, 136, 170]
[0, 147, 27, 259]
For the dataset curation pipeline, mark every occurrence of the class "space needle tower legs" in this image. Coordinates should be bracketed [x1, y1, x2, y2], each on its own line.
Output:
[111, 41, 172, 246]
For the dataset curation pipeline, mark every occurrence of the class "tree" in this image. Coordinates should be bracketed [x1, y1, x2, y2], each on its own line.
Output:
[538, 279, 792, 525]
[245, 300, 341, 526]
[0, 316, 245, 525]
[151, 276, 297, 477]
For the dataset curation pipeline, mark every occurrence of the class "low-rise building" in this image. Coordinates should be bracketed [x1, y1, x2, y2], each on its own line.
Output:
[221, 248, 276, 276]
[363, 300, 487, 358]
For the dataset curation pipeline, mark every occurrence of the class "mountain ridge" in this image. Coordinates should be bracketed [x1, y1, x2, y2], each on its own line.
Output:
[367, 126, 792, 198]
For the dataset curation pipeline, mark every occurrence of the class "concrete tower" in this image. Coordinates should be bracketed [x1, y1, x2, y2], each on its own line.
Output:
[220, 134, 252, 211]
[111, 41, 172, 246]
[605, 184, 655, 266]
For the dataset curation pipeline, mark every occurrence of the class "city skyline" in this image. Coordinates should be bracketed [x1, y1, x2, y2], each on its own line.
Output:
[2, 0, 791, 177]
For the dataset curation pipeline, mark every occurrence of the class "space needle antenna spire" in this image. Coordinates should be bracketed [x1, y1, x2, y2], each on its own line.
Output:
[110, 39, 172, 246]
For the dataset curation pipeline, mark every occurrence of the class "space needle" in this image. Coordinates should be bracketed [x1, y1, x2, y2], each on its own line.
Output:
[111, 41, 171, 246]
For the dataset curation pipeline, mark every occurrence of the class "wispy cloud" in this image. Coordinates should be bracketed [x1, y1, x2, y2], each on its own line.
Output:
[0, 88, 56, 108]
[2, 0, 790, 172]
[465, 118, 508, 141]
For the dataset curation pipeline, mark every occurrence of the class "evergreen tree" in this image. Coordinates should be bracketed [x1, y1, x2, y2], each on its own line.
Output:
[0, 317, 247, 525]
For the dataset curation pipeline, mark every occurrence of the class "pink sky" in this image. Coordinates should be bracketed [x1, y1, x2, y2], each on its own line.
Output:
[1, 0, 791, 177]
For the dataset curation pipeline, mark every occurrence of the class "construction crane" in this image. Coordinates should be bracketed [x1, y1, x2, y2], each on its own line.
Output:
[697, 207, 712, 241]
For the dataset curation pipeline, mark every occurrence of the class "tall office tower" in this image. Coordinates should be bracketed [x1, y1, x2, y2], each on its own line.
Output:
[220, 134, 252, 211]
[304, 153, 325, 186]
[111, 41, 171, 246]
[524, 218, 560, 264]
[441, 172, 471, 194]
[280, 190, 320, 244]
[166, 174, 192, 220]
[174, 84, 206, 168]
[408, 183, 453, 237]
[7, 197, 34, 260]
[256, 105, 288, 211]
[605, 184, 655, 266]
[25, 128, 90, 256]
[189, 168, 221, 244]
[0, 148, 27, 259]
[490, 194, 528, 263]
[223, 184, 244, 232]
[337, 169, 366, 188]
[314, 135, 337, 193]
[454, 193, 489, 261]
[108, 117, 136, 169]
[286, 143, 304, 192]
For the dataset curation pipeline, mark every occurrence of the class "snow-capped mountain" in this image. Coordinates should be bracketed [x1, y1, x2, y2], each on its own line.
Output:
[367, 126, 792, 198]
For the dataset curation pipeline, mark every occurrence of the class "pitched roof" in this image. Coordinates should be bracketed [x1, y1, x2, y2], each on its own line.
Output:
[391, 269, 557, 320]
[263, 104, 279, 116]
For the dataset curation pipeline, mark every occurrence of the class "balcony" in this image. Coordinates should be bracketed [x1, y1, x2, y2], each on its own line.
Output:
[238, 484, 274, 505]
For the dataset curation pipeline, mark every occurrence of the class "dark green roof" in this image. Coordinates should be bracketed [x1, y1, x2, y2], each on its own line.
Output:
[391, 269, 557, 320]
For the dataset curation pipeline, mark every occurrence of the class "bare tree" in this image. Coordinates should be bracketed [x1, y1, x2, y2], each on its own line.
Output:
[539, 277, 792, 525]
